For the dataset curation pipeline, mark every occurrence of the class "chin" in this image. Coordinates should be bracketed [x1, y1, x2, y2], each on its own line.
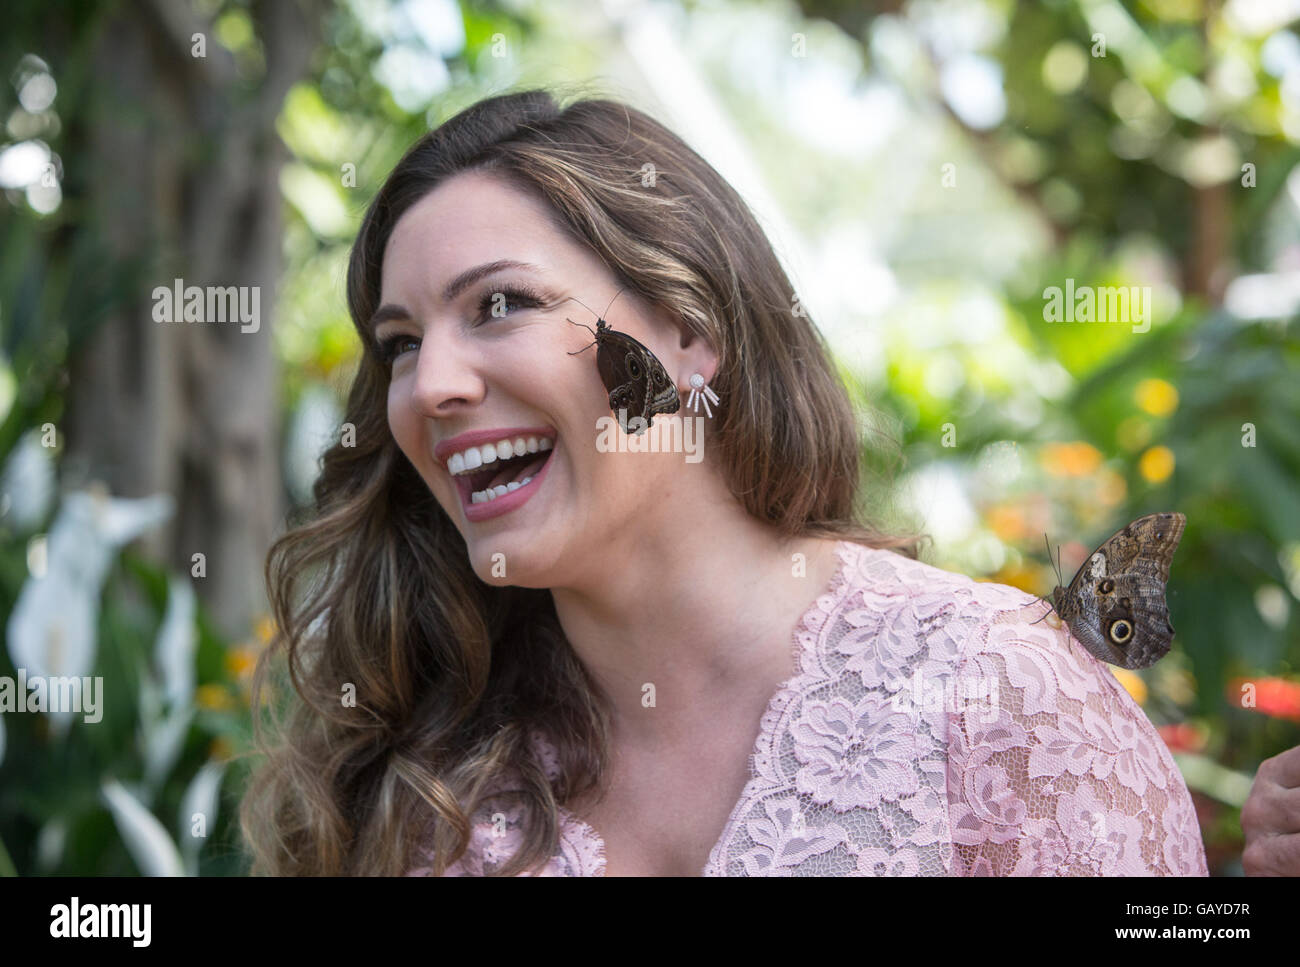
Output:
[465, 540, 554, 590]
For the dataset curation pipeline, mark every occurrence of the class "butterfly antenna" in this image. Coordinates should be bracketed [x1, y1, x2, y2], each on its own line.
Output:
[1026, 532, 1061, 626]
[1043, 532, 1064, 586]
[600, 285, 628, 321]
[561, 286, 627, 324]
[563, 287, 627, 355]
[562, 294, 600, 318]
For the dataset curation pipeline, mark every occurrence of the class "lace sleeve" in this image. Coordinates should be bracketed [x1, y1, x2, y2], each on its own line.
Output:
[945, 601, 1208, 876]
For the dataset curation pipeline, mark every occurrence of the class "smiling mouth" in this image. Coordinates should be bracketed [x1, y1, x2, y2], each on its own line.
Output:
[452, 443, 554, 505]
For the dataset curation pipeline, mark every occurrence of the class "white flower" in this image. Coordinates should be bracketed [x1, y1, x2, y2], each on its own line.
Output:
[178, 761, 226, 875]
[6, 491, 173, 735]
[101, 778, 185, 877]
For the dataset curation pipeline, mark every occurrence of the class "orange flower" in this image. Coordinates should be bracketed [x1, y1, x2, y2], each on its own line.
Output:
[987, 504, 1028, 542]
[1040, 441, 1103, 477]
[1227, 676, 1300, 722]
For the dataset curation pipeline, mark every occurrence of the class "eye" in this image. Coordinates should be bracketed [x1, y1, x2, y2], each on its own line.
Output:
[377, 334, 420, 365]
[1108, 619, 1133, 644]
[476, 283, 543, 323]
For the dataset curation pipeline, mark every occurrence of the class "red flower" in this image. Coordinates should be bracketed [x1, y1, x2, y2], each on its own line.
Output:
[1157, 723, 1206, 754]
[1227, 677, 1300, 723]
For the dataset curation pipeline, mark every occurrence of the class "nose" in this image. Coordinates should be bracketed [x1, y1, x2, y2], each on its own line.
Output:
[407, 326, 486, 418]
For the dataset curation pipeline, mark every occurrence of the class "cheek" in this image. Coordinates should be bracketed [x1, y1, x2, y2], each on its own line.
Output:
[387, 379, 423, 464]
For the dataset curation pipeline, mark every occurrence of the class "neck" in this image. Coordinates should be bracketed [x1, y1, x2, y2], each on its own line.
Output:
[549, 479, 840, 752]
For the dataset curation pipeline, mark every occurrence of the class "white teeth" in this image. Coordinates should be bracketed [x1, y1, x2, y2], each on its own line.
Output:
[470, 474, 537, 504]
[446, 434, 555, 475]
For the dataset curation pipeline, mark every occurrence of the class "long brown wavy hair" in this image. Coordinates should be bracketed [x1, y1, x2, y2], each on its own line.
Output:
[239, 85, 925, 876]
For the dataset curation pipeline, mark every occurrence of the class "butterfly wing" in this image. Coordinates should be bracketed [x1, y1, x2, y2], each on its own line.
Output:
[1053, 555, 1112, 664]
[644, 355, 681, 420]
[1056, 512, 1185, 669]
[596, 327, 679, 435]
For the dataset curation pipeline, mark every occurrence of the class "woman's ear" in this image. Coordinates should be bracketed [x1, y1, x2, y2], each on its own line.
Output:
[651, 304, 718, 388]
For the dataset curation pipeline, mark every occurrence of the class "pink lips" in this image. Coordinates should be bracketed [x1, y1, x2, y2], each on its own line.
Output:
[436, 426, 558, 524]
[457, 440, 556, 523]
[434, 425, 556, 466]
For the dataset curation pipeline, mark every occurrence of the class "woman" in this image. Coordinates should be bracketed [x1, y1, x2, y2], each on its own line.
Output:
[239, 87, 1208, 877]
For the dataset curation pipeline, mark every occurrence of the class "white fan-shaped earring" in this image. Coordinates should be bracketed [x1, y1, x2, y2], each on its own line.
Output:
[686, 373, 720, 418]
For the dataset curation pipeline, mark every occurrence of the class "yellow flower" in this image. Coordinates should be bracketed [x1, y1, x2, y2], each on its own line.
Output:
[253, 614, 277, 646]
[209, 737, 235, 761]
[991, 563, 1044, 594]
[1111, 667, 1148, 705]
[1138, 445, 1175, 483]
[195, 683, 235, 711]
[1135, 378, 1178, 417]
[225, 646, 258, 680]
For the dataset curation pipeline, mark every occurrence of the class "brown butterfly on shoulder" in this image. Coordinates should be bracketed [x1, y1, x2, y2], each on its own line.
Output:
[1030, 512, 1186, 669]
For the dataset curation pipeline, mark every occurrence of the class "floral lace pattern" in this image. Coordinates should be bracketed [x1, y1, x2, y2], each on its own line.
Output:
[406, 541, 1208, 876]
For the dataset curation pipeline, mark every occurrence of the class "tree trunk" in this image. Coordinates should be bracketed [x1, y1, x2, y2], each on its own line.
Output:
[64, 1, 317, 636]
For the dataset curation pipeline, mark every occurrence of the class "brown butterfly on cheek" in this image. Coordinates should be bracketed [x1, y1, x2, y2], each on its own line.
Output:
[564, 286, 680, 436]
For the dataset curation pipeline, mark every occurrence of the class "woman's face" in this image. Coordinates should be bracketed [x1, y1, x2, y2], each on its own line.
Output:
[375, 169, 692, 586]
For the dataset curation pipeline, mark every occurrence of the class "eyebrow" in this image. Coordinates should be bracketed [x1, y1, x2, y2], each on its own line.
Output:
[368, 259, 545, 333]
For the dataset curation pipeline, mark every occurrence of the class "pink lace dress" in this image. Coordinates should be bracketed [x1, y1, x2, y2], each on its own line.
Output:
[407, 540, 1209, 876]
